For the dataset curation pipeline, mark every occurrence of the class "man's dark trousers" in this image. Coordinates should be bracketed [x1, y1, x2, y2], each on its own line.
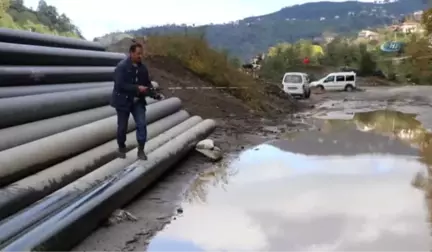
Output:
[116, 103, 146, 149]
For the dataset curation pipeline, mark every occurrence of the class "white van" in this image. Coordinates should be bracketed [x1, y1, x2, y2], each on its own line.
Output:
[310, 72, 356, 91]
[281, 72, 311, 98]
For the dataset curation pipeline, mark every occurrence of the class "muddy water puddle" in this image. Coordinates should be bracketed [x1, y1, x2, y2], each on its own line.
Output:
[148, 110, 432, 251]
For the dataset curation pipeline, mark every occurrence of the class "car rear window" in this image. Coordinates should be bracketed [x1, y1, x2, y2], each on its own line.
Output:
[283, 75, 302, 83]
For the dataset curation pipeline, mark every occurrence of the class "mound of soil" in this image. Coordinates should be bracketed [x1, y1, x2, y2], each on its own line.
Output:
[146, 56, 299, 121]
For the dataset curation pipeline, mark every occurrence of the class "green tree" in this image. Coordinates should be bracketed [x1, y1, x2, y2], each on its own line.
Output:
[229, 57, 241, 68]
[422, 8, 432, 36]
[358, 43, 376, 75]
[1, 0, 81, 37]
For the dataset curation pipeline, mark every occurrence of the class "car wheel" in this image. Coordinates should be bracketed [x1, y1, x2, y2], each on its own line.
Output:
[345, 84, 354, 92]
[298, 90, 305, 99]
[317, 85, 324, 91]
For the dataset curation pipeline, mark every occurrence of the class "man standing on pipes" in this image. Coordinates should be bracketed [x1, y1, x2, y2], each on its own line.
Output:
[111, 42, 162, 160]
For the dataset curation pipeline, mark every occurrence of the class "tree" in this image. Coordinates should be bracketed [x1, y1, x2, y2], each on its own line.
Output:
[36, 0, 47, 12]
[10, 0, 25, 12]
[0, 0, 10, 16]
[229, 57, 241, 68]
[422, 8, 432, 36]
[358, 43, 376, 75]
[0, 0, 81, 37]
[0, 0, 17, 29]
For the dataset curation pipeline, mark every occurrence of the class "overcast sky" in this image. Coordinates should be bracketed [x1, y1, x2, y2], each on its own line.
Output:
[23, 0, 374, 39]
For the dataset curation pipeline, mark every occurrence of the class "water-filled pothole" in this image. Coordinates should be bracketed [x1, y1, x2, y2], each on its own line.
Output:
[148, 110, 432, 251]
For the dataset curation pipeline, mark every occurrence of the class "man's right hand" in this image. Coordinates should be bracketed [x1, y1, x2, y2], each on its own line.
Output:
[138, 86, 148, 93]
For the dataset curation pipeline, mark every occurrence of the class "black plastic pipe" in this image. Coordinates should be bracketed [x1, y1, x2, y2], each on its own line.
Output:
[0, 97, 182, 187]
[0, 112, 191, 242]
[0, 66, 114, 86]
[0, 189, 84, 248]
[0, 82, 113, 98]
[0, 119, 216, 251]
[0, 28, 105, 51]
[0, 87, 112, 129]
[0, 42, 125, 66]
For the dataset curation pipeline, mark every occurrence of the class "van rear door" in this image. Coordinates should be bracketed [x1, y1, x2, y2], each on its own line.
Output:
[282, 74, 303, 93]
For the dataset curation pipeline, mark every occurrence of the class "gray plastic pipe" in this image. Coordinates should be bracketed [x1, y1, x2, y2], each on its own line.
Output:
[0, 119, 216, 251]
[0, 82, 113, 98]
[0, 66, 114, 86]
[0, 110, 190, 221]
[0, 99, 155, 151]
[0, 87, 112, 129]
[0, 42, 125, 66]
[0, 97, 182, 186]
[0, 106, 115, 151]
[0, 28, 105, 51]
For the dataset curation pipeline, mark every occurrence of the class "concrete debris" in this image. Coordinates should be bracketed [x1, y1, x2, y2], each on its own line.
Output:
[195, 139, 223, 161]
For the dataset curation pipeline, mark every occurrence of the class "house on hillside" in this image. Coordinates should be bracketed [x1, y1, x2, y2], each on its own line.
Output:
[321, 32, 337, 43]
[413, 10, 423, 22]
[358, 30, 379, 40]
[312, 36, 325, 44]
[388, 21, 423, 34]
[400, 21, 423, 34]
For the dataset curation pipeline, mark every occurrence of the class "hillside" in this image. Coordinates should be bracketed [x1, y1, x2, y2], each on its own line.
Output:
[104, 0, 426, 59]
[0, 0, 81, 37]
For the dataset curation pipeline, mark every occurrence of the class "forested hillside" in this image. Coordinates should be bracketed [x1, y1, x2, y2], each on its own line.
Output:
[259, 6, 432, 85]
[0, 0, 81, 37]
[116, 0, 425, 59]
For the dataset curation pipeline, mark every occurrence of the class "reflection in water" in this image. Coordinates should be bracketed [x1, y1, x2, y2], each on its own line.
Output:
[354, 110, 425, 144]
[148, 109, 432, 251]
[327, 110, 432, 236]
[185, 160, 235, 204]
[353, 110, 432, 166]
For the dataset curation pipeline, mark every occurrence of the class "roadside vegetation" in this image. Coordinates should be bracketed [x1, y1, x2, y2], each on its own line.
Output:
[0, 0, 81, 37]
[260, 10, 432, 85]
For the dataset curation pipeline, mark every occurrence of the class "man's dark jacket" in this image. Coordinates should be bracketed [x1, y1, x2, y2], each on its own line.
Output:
[110, 57, 154, 111]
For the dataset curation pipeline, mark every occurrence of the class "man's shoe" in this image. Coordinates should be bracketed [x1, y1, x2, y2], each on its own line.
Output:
[117, 147, 127, 159]
[137, 148, 147, 160]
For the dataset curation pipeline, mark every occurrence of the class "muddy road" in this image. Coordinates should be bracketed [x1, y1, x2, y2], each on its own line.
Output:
[75, 86, 432, 251]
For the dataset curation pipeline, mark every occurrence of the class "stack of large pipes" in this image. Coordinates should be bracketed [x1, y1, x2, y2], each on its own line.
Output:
[0, 28, 216, 251]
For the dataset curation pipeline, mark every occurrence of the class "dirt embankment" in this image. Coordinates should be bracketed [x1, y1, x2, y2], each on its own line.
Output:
[147, 56, 298, 117]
